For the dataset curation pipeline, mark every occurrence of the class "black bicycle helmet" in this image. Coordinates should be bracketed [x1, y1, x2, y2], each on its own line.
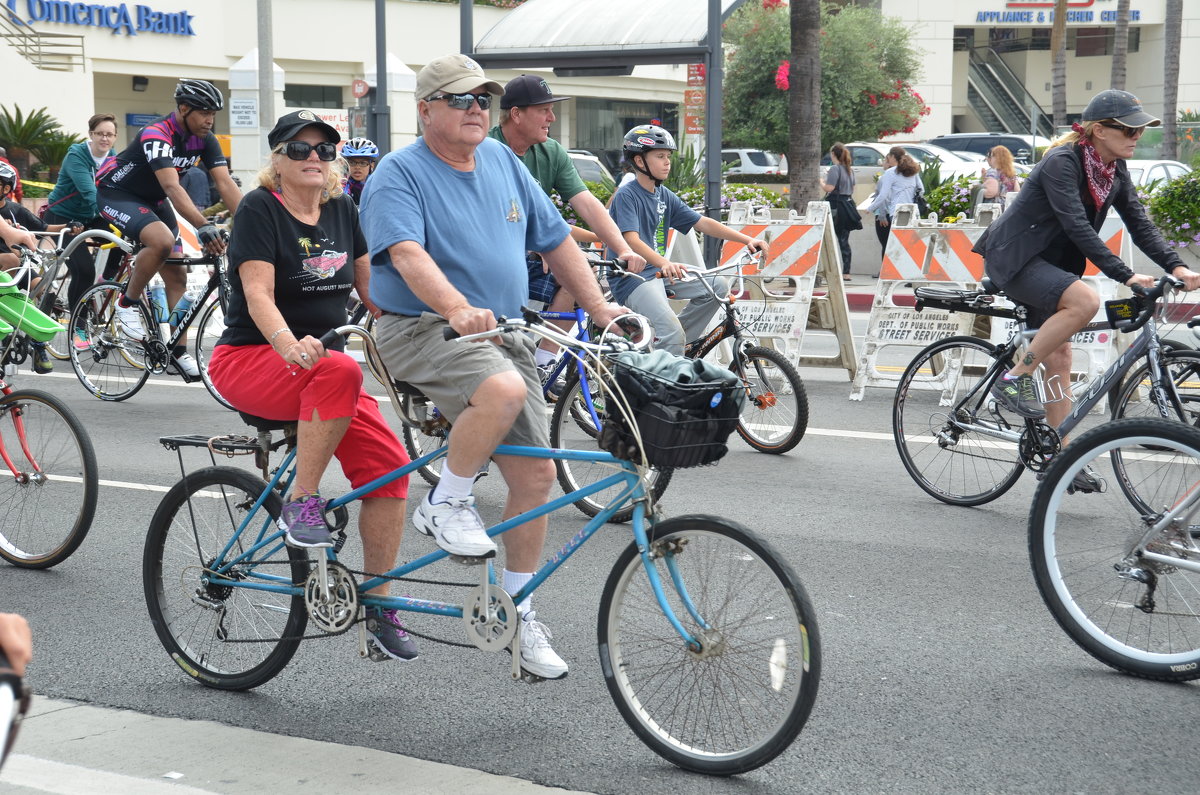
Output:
[622, 125, 677, 155]
[174, 79, 224, 111]
[0, 163, 16, 191]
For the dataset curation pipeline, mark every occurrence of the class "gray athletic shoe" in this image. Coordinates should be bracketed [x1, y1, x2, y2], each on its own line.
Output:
[990, 372, 1046, 419]
[365, 607, 419, 661]
[279, 494, 333, 548]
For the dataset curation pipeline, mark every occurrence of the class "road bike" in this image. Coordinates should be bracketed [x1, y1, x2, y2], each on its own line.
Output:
[892, 275, 1197, 506]
[552, 253, 809, 519]
[141, 318, 820, 775]
[67, 233, 233, 408]
[0, 269, 99, 569]
[1028, 416, 1200, 681]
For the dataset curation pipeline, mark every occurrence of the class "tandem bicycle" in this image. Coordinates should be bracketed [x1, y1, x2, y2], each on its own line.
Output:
[141, 316, 820, 775]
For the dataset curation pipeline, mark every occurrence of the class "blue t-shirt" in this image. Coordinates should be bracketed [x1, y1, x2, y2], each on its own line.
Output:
[606, 180, 701, 304]
[360, 136, 570, 318]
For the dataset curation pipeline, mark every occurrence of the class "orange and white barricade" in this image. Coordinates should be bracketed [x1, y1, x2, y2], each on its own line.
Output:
[715, 201, 857, 377]
[851, 203, 1134, 402]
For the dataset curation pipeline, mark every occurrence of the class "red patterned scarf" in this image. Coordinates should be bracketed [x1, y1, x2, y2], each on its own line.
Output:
[1074, 122, 1116, 209]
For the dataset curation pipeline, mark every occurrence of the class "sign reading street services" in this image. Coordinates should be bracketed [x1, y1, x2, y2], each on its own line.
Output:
[6, 0, 196, 36]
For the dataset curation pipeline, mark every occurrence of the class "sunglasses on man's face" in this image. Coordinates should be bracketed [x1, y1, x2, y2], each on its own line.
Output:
[1099, 121, 1146, 139]
[279, 141, 338, 161]
[426, 92, 492, 111]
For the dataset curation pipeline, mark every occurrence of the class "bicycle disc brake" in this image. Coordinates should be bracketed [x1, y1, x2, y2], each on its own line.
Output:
[461, 583, 517, 652]
[1019, 421, 1060, 472]
[304, 559, 358, 634]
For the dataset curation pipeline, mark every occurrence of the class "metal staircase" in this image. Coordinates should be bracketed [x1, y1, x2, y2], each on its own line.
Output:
[0, 13, 84, 71]
[966, 48, 1053, 138]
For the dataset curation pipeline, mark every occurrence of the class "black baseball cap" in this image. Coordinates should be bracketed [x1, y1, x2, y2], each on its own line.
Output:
[500, 75, 571, 110]
[1082, 89, 1161, 128]
[267, 110, 340, 149]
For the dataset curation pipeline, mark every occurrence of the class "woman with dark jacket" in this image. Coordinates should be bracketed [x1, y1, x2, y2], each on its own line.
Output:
[974, 90, 1200, 445]
[43, 113, 117, 347]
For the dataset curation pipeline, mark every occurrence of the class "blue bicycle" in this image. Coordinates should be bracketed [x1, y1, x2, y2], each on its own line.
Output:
[141, 318, 820, 775]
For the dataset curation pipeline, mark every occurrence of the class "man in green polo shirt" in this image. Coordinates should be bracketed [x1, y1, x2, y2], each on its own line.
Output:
[488, 74, 644, 376]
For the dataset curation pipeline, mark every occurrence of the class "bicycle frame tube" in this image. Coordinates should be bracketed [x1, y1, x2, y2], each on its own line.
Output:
[1056, 320, 1155, 438]
[161, 271, 219, 353]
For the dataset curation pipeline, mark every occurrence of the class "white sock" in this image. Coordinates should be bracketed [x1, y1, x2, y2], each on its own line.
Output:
[503, 569, 535, 615]
[534, 348, 556, 366]
[430, 464, 475, 504]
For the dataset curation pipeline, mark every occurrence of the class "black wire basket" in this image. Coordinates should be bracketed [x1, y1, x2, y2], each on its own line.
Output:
[598, 351, 743, 469]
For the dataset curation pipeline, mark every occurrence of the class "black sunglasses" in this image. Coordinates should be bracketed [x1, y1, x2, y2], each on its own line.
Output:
[1099, 121, 1145, 139]
[278, 141, 338, 162]
[426, 92, 492, 111]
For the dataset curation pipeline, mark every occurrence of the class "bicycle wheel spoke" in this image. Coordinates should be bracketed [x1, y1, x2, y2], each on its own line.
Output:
[68, 282, 151, 401]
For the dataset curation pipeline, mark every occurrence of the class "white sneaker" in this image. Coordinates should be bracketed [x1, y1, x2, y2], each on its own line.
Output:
[173, 352, 200, 378]
[519, 611, 568, 680]
[411, 494, 497, 558]
[114, 303, 146, 340]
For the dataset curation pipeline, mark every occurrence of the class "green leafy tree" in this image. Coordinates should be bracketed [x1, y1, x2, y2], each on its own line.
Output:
[0, 105, 62, 175]
[723, 2, 929, 154]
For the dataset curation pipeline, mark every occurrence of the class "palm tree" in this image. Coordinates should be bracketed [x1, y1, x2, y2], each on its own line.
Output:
[1110, 0, 1130, 90]
[1163, 0, 1182, 160]
[787, 0, 821, 209]
[1050, 0, 1068, 127]
[0, 105, 60, 176]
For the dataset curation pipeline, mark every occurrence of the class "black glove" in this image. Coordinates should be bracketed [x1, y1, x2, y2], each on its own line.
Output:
[197, 224, 223, 247]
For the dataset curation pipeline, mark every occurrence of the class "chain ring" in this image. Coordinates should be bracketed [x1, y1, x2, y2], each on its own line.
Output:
[461, 584, 518, 652]
[1019, 421, 1060, 472]
[304, 560, 358, 634]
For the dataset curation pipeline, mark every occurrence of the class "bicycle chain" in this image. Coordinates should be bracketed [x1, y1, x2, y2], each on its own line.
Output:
[203, 561, 482, 648]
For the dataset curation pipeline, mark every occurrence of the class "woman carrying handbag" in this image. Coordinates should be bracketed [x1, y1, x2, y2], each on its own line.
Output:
[823, 143, 861, 281]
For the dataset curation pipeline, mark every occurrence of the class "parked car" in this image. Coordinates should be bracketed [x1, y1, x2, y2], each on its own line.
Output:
[926, 133, 1052, 165]
[721, 148, 788, 176]
[819, 141, 979, 204]
[567, 151, 614, 185]
[1124, 159, 1192, 192]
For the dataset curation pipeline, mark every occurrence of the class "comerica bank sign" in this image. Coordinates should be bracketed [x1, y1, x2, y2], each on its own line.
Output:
[5, 0, 195, 36]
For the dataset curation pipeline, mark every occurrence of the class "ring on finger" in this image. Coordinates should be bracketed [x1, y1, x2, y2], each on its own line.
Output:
[300, 352, 309, 360]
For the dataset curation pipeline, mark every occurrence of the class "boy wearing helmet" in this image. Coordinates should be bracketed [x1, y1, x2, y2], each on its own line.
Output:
[96, 77, 242, 378]
[341, 137, 378, 205]
[0, 162, 79, 373]
[608, 125, 767, 355]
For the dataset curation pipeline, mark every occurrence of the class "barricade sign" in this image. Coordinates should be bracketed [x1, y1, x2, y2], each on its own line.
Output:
[716, 201, 858, 376]
[850, 202, 1135, 402]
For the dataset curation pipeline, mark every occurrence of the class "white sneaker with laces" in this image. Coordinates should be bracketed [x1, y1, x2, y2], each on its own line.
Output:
[173, 352, 200, 378]
[114, 303, 146, 340]
[519, 611, 568, 680]
[412, 494, 497, 557]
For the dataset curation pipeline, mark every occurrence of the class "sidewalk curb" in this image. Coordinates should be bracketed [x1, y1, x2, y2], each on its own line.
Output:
[2, 697, 591, 794]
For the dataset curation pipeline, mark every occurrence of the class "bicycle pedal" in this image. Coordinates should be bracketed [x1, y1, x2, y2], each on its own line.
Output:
[449, 552, 495, 565]
[515, 671, 547, 685]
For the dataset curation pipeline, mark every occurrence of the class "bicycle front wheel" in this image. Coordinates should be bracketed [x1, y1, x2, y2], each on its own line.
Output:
[1111, 349, 1200, 428]
[550, 369, 672, 523]
[598, 515, 820, 774]
[143, 466, 309, 691]
[193, 298, 234, 410]
[893, 336, 1024, 506]
[731, 345, 807, 454]
[68, 281, 150, 401]
[400, 397, 448, 487]
[1029, 418, 1200, 682]
[0, 390, 98, 568]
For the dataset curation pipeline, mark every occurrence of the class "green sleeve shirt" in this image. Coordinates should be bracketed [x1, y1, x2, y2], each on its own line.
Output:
[487, 124, 589, 203]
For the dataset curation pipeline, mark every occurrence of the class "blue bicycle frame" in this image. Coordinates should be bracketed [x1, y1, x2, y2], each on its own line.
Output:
[200, 441, 704, 650]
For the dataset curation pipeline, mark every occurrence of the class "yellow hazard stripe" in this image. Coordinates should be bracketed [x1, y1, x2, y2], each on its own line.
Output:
[20, 179, 56, 189]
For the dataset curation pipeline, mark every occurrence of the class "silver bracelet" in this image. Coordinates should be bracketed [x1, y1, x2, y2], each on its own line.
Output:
[269, 327, 292, 345]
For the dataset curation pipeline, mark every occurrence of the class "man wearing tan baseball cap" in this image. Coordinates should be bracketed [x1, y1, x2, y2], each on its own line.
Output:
[361, 54, 630, 682]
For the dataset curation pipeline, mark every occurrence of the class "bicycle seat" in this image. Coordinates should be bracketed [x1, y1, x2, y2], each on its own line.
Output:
[238, 411, 295, 433]
[391, 379, 427, 398]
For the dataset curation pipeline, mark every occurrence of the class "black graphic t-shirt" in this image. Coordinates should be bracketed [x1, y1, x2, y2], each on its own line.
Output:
[219, 186, 366, 350]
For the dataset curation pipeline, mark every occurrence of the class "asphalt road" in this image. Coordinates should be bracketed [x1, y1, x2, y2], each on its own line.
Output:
[1, 351, 1198, 794]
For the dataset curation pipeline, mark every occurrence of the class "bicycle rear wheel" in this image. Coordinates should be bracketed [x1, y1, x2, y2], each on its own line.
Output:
[0, 390, 98, 569]
[1029, 418, 1200, 682]
[1111, 349, 1200, 428]
[893, 336, 1024, 506]
[550, 369, 672, 523]
[598, 515, 820, 774]
[143, 466, 309, 691]
[68, 281, 151, 401]
[193, 298, 234, 410]
[730, 345, 807, 454]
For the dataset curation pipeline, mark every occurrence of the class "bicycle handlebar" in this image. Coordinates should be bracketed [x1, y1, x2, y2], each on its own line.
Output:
[443, 308, 653, 353]
[1117, 274, 1184, 333]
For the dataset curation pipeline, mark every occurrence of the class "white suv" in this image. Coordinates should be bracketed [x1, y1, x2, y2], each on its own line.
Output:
[721, 149, 788, 176]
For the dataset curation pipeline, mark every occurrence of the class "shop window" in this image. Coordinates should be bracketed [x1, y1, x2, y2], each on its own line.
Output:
[284, 85, 343, 109]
